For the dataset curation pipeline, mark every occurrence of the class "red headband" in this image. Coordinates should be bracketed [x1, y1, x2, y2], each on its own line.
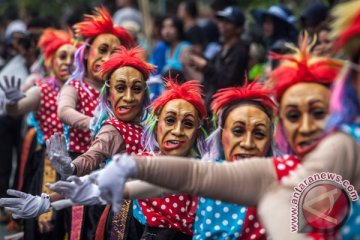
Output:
[211, 80, 277, 117]
[151, 78, 207, 120]
[74, 6, 135, 49]
[100, 46, 155, 80]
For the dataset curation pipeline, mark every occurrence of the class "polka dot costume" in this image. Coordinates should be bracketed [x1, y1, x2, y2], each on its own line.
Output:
[102, 118, 143, 154]
[133, 152, 158, 225]
[67, 80, 99, 153]
[240, 207, 266, 240]
[273, 155, 339, 239]
[273, 155, 300, 180]
[35, 79, 63, 142]
[340, 123, 360, 240]
[194, 159, 266, 240]
[136, 152, 197, 236]
[194, 198, 247, 239]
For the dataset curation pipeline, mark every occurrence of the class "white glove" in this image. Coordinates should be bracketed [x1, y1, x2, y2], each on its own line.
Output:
[47, 175, 105, 206]
[0, 76, 25, 105]
[46, 133, 74, 179]
[0, 189, 50, 219]
[89, 153, 137, 212]
[51, 199, 74, 210]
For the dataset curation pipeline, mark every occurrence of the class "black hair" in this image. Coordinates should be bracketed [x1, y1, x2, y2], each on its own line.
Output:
[183, 0, 198, 19]
[161, 16, 186, 41]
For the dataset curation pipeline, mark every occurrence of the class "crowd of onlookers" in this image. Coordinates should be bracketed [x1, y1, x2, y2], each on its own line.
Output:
[0, 0, 341, 229]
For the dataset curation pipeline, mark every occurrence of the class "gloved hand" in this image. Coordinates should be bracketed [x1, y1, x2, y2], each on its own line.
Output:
[47, 175, 105, 206]
[46, 133, 74, 179]
[0, 76, 25, 104]
[0, 189, 50, 219]
[89, 153, 137, 212]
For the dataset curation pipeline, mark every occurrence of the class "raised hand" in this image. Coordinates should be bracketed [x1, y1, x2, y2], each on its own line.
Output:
[89, 153, 137, 212]
[0, 189, 50, 219]
[0, 76, 25, 104]
[46, 133, 74, 179]
[47, 175, 105, 205]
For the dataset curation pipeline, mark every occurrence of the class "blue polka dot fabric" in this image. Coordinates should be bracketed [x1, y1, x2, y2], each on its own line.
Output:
[340, 123, 360, 239]
[133, 199, 147, 225]
[341, 199, 360, 239]
[341, 123, 360, 143]
[193, 197, 247, 239]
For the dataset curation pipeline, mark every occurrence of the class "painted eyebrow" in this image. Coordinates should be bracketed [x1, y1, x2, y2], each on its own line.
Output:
[232, 121, 246, 125]
[284, 104, 298, 108]
[309, 99, 326, 106]
[165, 110, 177, 115]
[183, 113, 195, 119]
[254, 123, 267, 128]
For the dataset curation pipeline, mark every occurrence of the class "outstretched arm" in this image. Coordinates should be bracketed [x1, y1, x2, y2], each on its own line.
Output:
[72, 124, 124, 176]
[258, 132, 360, 240]
[5, 86, 41, 116]
[133, 155, 276, 206]
[125, 180, 174, 200]
[57, 85, 91, 130]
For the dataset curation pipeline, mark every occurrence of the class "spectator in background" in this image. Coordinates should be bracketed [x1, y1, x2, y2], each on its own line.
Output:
[161, 16, 201, 81]
[300, 2, 329, 36]
[113, 0, 142, 29]
[177, 0, 205, 55]
[0, 15, 53, 224]
[251, 4, 297, 52]
[149, 14, 166, 76]
[189, 6, 249, 114]
[21, 17, 56, 91]
[4, 19, 27, 60]
[312, 21, 336, 58]
[202, 21, 221, 60]
[0, 24, 29, 224]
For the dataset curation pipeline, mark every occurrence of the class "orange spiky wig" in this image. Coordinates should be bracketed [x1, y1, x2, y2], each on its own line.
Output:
[211, 80, 277, 118]
[330, 0, 360, 57]
[37, 28, 77, 68]
[150, 79, 207, 120]
[99, 46, 155, 81]
[142, 78, 208, 154]
[74, 6, 135, 48]
[269, 35, 343, 101]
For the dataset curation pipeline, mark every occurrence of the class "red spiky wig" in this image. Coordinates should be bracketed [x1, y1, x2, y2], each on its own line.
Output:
[99, 46, 155, 80]
[74, 6, 135, 48]
[269, 35, 343, 101]
[211, 80, 277, 117]
[38, 28, 76, 66]
[330, 0, 360, 56]
[151, 78, 207, 120]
